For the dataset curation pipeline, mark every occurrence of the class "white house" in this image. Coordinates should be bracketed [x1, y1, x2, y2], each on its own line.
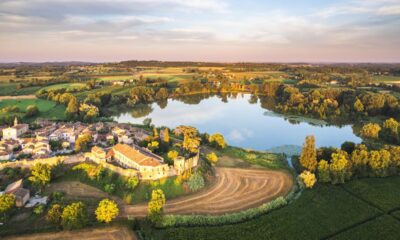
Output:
[2, 118, 29, 140]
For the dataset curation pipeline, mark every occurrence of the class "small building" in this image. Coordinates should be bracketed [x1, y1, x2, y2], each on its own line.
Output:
[4, 179, 23, 194]
[91, 146, 106, 161]
[174, 153, 200, 175]
[14, 188, 30, 207]
[2, 118, 29, 140]
[0, 150, 12, 161]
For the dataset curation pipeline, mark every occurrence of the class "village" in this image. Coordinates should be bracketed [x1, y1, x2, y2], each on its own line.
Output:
[0, 118, 199, 210]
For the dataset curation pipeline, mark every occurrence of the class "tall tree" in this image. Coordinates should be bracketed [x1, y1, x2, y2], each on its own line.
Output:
[299, 135, 317, 172]
[163, 128, 170, 143]
[148, 189, 166, 224]
[66, 97, 78, 120]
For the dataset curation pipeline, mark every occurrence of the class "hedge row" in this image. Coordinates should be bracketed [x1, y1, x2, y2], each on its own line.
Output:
[159, 196, 288, 228]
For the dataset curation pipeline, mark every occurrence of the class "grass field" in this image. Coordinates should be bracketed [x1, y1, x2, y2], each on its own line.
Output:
[0, 83, 42, 96]
[214, 146, 289, 170]
[373, 75, 400, 83]
[146, 176, 400, 240]
[41, 83, 86, 91]
[0, 99, 66, 121]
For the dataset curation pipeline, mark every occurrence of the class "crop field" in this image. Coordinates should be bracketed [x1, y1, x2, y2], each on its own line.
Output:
[148, 176, 400, 240]
[121, 167, 293, 217]
[0, 99, 66, 120]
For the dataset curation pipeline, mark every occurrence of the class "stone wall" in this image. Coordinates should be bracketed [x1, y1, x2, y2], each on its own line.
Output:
[0, 156, 66, 170]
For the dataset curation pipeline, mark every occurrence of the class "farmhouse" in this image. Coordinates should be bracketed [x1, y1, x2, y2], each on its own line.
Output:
[107, 143, 169, 180]
[2, 118, 29, 140]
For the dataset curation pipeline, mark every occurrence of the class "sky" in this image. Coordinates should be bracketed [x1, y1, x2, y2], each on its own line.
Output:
[0, 0, 400, 62]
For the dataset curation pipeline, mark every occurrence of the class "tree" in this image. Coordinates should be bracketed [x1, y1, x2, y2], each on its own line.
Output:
[46, 204, 63, 225]
[329, 150, 350, 184]
[153, 127, 159, 138]
[29, 163, 52, 190]
[163, 128, 170, 143]
[389, 146, 400, 168]
[351, 145, 369, 176]
[299, 136, 317, 172]
[61, 202, 88, 230]
[143, 118, 152, 127]
[79, 103, 99, 122]
[369, 150, 391, 177]
[95, 199, 119, 224]
[299, 171, 316, 188]
[383, 118, 399, 142]
[383, 118, 399, 135]
[75, 134, 93, 152]
[155, 88, 169, 100]
[0, 194, 15, 219]
[167, 150, 179, 161]
[148, 189, 166, 223]
[206, 152, 218, 165]
[25, 105, 39, 117]
[317, 160, 330, 183]
[147, 141, 159, 152]
[353, 98, 364, 112]
[208, 133, 227, 149]
[66, 97, 78, 120]
[360, 123, 381, 139]
[126, 176, 139, 190]
[341, 141, 355, 154]
[182, 135, 201, 154]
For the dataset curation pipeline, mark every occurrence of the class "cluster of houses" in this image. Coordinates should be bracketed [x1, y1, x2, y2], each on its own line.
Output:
[0, 118, 151, 162]
[0, 118, 199, 181]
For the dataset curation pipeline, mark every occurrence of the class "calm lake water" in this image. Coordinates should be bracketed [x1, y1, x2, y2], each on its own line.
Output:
[113, 94, 361, 151]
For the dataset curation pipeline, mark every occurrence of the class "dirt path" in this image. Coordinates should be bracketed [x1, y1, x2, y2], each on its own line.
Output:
[121, 167, 293, 217]
[0, 95, 37, 100]
[4, 226, 136, 240]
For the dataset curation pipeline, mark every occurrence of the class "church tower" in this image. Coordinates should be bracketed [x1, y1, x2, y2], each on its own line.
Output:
[14, 117, 18, 127]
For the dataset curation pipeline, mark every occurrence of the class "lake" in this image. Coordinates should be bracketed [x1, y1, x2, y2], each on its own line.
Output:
[113, 94, 361, 152]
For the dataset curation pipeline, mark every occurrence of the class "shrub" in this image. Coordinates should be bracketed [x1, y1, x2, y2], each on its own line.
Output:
[187, 173, 205, 192]
[299, 171, 316, 189]
[61, 202, 88, 230]
[160, 197, 287, 228]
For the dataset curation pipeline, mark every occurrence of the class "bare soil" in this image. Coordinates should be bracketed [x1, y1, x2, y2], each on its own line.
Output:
[121, 167, 293, 217]
[4, 226, 136, 240]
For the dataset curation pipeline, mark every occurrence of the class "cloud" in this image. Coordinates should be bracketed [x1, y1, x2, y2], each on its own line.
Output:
[228, 129, 254, 142]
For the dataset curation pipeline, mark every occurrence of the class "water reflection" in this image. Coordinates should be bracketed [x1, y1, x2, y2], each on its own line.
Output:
[114, 94, 361, 150]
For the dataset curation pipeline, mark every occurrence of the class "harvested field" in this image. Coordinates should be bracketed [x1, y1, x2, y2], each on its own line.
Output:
[4, 226, 136, 240]
[47, 181, 109, 200]
[122, 167, 293, 217]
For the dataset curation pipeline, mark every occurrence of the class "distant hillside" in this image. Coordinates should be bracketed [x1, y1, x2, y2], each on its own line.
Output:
[266, 145, 302, 156]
